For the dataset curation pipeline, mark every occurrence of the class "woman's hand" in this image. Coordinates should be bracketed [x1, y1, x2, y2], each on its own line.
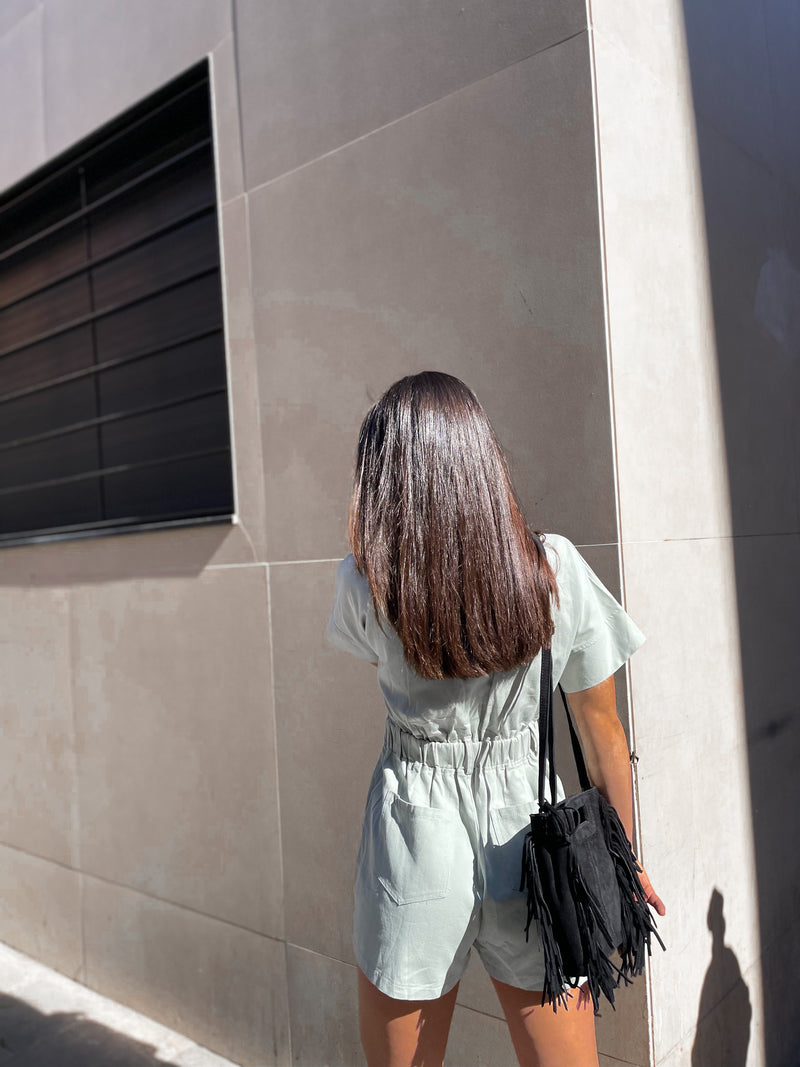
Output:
[637, 866, 666, 916]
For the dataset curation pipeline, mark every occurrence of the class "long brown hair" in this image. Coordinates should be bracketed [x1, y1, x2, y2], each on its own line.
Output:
[348, 372, 558, 679]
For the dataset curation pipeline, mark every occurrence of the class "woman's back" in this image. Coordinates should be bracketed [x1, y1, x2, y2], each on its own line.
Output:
[328, 533, 644, 743]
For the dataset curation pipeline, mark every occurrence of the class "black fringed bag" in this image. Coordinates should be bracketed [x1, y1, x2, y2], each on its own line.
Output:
[519, 645, 665, 1013]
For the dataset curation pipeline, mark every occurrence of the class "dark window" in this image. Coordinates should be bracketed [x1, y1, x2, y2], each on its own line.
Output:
[0, 61, 233, 546]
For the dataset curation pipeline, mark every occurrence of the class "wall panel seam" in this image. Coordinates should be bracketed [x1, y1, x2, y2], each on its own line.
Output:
[264, 564, 287, 943]
[65, 587, 86, 982]
[0, 839, 285, 941]
[241, 29, 589, 200]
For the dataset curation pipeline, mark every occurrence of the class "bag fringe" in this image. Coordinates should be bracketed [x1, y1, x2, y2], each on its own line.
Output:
[520, 799, 665, 1015]
[519, 831, 572, 1011]
[598, 798, 666, 979]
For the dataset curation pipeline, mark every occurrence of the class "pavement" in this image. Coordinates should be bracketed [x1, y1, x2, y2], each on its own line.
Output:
[0, 941, 242, 1067]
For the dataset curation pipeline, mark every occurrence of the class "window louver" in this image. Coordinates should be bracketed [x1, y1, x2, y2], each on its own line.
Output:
[0, 61, 234, 546]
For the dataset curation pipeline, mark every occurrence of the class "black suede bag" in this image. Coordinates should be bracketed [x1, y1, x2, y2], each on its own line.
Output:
[519, 642, 665, 1013]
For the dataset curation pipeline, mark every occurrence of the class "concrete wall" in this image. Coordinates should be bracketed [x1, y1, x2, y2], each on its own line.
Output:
[684, 3, 800, 1063]
[590, 1, 800, 1064]
[1, 1, 794, 1065]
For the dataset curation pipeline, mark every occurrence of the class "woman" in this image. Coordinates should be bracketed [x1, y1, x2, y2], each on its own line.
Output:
[327, 372, 664, 1067]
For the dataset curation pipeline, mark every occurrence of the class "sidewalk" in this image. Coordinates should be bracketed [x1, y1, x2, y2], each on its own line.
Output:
[0, 941, 242, 1066]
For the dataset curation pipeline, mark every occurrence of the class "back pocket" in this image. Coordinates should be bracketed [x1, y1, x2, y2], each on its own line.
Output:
[364, 792, 457, 906]
[486, 802, 535, 902]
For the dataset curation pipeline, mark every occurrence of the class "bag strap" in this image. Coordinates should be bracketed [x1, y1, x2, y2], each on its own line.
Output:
[530, 531, 591, 804]
[536, 650, 592, 802]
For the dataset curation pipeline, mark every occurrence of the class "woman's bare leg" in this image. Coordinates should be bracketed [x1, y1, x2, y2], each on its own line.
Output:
[490, 978, 599, 1067]
[358, 968, 459, 1067]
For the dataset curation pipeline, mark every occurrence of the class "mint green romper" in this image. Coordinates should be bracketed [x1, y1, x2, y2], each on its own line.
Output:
[326, 534, 645, 1000]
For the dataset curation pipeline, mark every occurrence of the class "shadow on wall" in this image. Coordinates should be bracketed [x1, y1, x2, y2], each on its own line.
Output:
[692, 889, 751, 1067]
[681, 2, 800, 1062]
[0, 992, 180, 1067]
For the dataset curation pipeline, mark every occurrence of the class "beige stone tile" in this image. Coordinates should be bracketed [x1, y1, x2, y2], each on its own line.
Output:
[733, 533, 799, 746]
[235, 0, 586, 189]
[763, 0, 800, 194]
[0, 939, 45, 994]
[219, 196, 268, 560]
[71, 564, 283, 937]
[656, 942, 767, 1067]
[210, 35, 244, 205]
[444, 1004, 517, 1066]
[592, 30, 732, 543]
[758, 910, 795, 1067]
[270, 560, 385, 963]
[622, 538, 762, 1059]
[0, 843, 82, 979]
[729, 534, 800, 1001]
[455, 953, 504, 1018]
[595, 977, 649, 1066]
[285, 945, 365, 1067]
[622, 538, 743, 748]
[576, 543, 622, 599]
[695, 119, 784, 303]
[680, 0, 775, 169]
[42, 0, 230, 158]
[0, 0, 37, 37]
[0, 7, 45, 192]
[653, 1041, 692, 1067]
[589, 0, 692, 91]
[0, 524, 257, 586]
[694, 119, 797, 537]
[82, 876, 290, 1067]
[249, 37, 617, 561]
[0, 586, 77, 866]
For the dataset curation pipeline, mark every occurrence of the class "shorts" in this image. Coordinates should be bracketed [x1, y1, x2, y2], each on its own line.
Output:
[353, 718, 577, 1000]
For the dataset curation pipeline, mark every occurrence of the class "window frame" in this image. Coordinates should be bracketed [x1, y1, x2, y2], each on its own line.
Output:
[0, 58, 237, 549]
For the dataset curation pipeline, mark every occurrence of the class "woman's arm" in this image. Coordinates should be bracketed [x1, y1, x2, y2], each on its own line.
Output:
[566, 675, 666, 916]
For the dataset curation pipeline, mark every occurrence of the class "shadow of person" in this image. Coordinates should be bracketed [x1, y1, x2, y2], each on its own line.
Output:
[691, 888, 751, 1067]
[0, 989, 184, 1066]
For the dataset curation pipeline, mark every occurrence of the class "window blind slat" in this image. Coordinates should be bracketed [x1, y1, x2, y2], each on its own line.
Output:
[0, 327, 222, 406]
[0, 200, 216, 316]
[0, 378, 98, 448]
[0, 324, 95, 398]
[93, 272, 223, 362]
[0, 137, 212, 268]
[0, 446, 230, 497]
[91, 214, 220, 310]
[0, 427, 99, 493]
[0, 221, 87, 308]
[0, 266, 220, 362]
[0, 481, 102, 536]
[0, 273, 93, 352]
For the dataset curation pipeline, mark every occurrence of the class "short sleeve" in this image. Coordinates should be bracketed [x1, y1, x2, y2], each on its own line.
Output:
[326, 555, 379, 661]
[555, 539, 646, 693]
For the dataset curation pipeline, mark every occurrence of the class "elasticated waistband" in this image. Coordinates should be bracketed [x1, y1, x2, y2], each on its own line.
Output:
[382, 718, 538, 771]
